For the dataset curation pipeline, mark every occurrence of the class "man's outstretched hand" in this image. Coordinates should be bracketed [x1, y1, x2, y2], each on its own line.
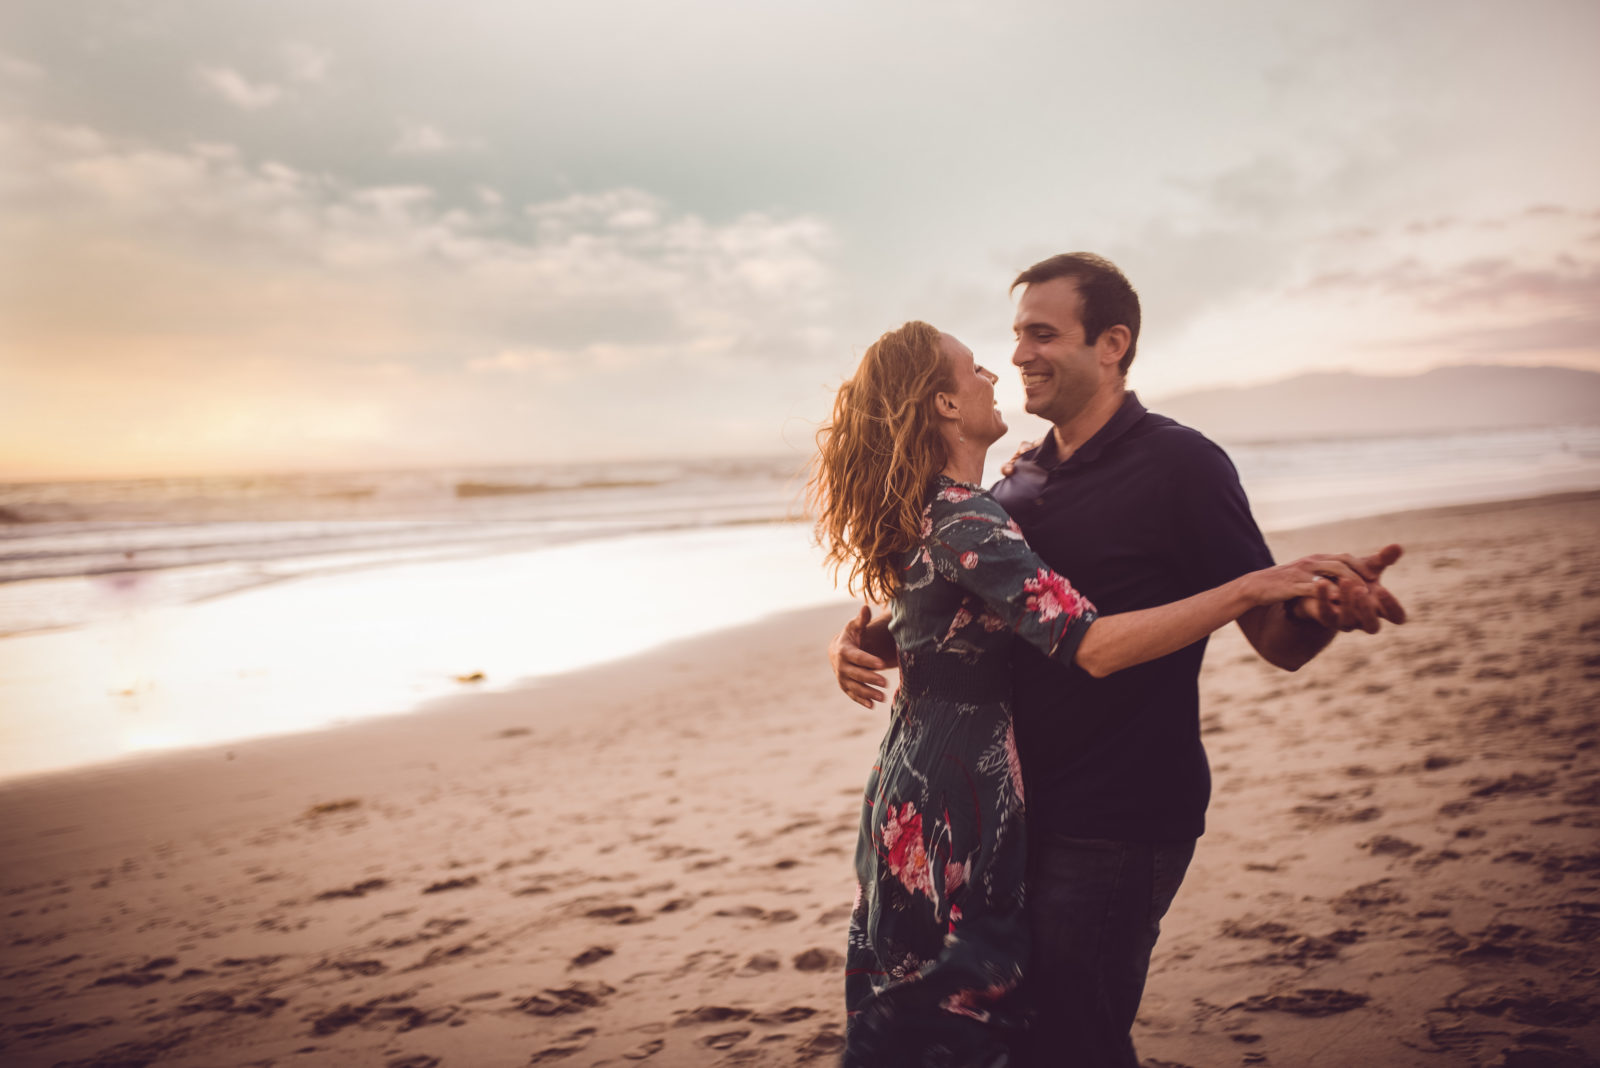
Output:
[1293, 543, 1407, 633]
[829, 605, 896, 709]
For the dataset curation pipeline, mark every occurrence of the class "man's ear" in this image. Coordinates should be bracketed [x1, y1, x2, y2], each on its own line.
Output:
[1097, 324, 1131, 368]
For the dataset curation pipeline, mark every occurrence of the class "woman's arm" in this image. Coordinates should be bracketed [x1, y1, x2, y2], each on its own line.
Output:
[924, 490, 1370, 680]
[1072, 556, 1368, 678]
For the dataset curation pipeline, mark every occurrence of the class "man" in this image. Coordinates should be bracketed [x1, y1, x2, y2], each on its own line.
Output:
[829, 253, 1404, 1066]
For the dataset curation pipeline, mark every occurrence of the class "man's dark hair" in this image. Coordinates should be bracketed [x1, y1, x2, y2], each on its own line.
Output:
[1011, 252, 1141, 375]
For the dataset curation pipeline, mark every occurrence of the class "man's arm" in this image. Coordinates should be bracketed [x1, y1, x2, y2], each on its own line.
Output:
[829, 605, 897, 708]
[1238, 545, 1407, 671]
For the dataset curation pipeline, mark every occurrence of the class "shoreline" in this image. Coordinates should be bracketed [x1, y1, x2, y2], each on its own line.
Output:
[2, 490, 1598, 1065]
[4, 488, 1598, 788]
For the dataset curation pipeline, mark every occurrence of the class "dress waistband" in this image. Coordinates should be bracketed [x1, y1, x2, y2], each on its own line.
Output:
[898, 655, 1010, 704]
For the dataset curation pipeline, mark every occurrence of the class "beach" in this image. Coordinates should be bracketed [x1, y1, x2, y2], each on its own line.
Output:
[1, 491, 1597, 1068]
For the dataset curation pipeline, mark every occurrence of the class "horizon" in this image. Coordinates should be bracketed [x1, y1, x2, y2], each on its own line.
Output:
[3, 1, 1597, 481]
[2, 362, 1597, 484]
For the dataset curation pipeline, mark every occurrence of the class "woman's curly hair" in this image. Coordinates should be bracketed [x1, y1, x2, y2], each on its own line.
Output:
[808, 321, 952, 603]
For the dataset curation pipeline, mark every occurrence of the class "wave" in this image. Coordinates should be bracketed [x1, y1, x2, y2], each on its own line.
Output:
[453, 477, 663, 498]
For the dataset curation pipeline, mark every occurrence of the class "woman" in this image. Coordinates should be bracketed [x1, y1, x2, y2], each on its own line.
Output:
[809, 322, 1349, 1066]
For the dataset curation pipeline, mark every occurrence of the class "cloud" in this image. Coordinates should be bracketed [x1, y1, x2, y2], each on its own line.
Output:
[4, 117, 836, 358]
[391, 120, 480, 155]
[193, 65, 283, 110]
[0, 115, 840, 470]
[0, 51, 44, 81]
[1297, 250, 1600, 314]
[282, 42, 331, 84]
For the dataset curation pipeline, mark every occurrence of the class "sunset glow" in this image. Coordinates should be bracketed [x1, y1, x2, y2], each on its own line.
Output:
[2, 1, 1596, 479]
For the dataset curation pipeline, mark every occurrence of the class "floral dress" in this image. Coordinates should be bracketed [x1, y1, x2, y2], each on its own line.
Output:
[843, 477, 1098, 1068]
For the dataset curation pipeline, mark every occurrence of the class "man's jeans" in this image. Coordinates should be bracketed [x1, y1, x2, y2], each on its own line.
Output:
[1013, 835, 1197, 1067]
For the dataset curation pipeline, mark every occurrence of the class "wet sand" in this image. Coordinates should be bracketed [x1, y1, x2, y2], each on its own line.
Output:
[2, 492, 1597, 1067]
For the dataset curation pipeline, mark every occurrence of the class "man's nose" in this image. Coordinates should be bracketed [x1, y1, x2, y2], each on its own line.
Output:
[1011, 341, 1028, 366]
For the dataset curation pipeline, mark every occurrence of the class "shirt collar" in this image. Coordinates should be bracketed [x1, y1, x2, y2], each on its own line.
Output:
[1032, 391, 1148, 471]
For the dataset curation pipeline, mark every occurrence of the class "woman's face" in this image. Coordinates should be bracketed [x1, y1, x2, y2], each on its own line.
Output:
[940, 333, 1007, 445]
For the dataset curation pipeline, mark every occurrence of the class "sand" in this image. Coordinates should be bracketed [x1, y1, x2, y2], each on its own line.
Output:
[1, 492, 1597, 1068]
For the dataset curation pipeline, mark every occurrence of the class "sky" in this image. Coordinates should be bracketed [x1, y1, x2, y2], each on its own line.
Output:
[1, 0, 1597, 479]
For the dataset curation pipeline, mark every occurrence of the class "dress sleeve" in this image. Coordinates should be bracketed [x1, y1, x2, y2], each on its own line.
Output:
[923, 485, 1099, 667]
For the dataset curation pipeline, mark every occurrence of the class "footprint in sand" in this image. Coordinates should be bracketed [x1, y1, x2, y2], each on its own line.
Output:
[90, 959, 171, 988]
[1362, 834, 1423, 858]
[751, 1006, 818, 1025]
[316, 878, 391, 901]
[794, 1028, 846, 1059]
[1291, 802, 1382, 828]
[569, 945, 614, 968]
[816, 904, 853, 926]
[421, 876, 479, 894]
[586, 904, 649, 925]
[387, 1057, 441, 1068]
[676, 1005, 750, 1026]
[702, 1030, 751, 1049]
[738, 953, 782, 976]
[1233, 988, 1370, 1017]
[713, 905, 798, 923]
[792, 948, 844, 972]
[529, 1026, 598, 1063]
[1470, 772, 1557, 799]
[513, 982, 615, 1016]
[623, 1038, 666, 1059]
[1332, 879, 1406, 914]
[175, 991, 288, 1016]
[310, 999, 457, 1035]
[407, 939, 486, 970]
[332, 959, 387, 977]
[1449, 986, 1598, 1028]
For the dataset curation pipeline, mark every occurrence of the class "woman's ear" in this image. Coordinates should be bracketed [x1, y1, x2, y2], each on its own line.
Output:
[934, 390, 959, 421]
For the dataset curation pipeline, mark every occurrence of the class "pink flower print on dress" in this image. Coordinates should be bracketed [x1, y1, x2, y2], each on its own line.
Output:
[959, 551, 979, 569]
[937, 485, 975, 504]
[920, 510, 933, 539]
[942, 605, 973, 645]
[947, 901, 963, 934]
[944, 858, 967, 895]
[881, 801, 934, 898]
[940, 982, 1016, 1023]
[1023, 568, 1091, 621]
[976, 609, 1008, 632]
[1003, 722, 1025, 804]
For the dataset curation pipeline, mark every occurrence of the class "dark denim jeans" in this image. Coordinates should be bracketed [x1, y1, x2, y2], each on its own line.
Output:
[1012, 835, 1196, 1067]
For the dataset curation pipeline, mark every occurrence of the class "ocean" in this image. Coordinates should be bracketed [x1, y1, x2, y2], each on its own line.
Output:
[2, 424, 1598, 781]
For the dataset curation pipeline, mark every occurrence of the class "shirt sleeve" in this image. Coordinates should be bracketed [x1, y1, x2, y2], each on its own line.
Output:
[1164, 432, 1275, 595]
[923, 486, 1099, 667]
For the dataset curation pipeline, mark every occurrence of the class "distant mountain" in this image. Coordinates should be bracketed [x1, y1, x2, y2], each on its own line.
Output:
[1147, 365, 1600, 442]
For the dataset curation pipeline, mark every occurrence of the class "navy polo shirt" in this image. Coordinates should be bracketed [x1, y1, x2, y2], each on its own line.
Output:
[991, 392, 1273, 843]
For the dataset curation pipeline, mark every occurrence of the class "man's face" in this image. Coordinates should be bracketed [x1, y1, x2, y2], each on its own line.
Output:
[1011, 277, 1104, 427]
